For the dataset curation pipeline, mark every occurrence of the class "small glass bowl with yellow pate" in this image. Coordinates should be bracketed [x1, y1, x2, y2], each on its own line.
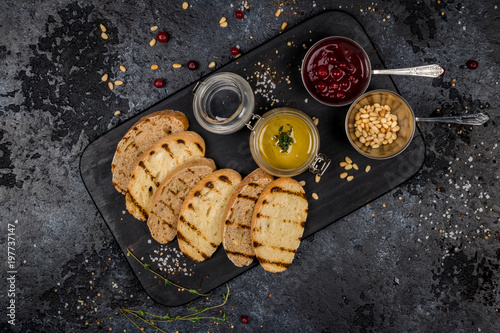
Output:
[247, 107, 329, 177]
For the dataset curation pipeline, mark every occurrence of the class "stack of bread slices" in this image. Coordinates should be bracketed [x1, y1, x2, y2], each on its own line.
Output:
[112, 110, 309, 273]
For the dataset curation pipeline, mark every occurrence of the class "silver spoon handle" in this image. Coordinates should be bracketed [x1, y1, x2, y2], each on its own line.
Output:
[372, 64, 444, 78]
[415, 113, 489, 125]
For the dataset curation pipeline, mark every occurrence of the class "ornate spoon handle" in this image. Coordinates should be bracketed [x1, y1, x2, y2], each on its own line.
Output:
[415, 113, 489, 125]
[372, 64, 444, 78]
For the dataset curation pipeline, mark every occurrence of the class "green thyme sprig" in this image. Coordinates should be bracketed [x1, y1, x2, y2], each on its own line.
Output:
[273, 124, 294, 153]
[126, 248, 210, 297]
[119, 284, 230, 332]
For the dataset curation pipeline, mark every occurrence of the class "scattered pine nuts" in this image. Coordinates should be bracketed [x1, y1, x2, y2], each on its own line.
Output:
[220, 21, 228, 28]
[149, 38, 156, 47]
[365, 165, 371, 173]
[281, 22, 288, 30]
[151, 26, 158, 31]
[346, 175, 354, 182]
[101, 32, 109, 40]
[345, 156, 352, 164]
[208, 61, 216, 68]
[315, 174, 321, 183]
[172, 63, 182, 69]
[182, 2, 189, 10]
[108, 82, 114, 90]
[298, 180, 306, 186]
[114, 80, 124, 86]
[151, 64, 159, 70]
[101, 73, 108, 82]
[340, 172, 348, 179]
[312, 193, 319, 200]
[119, 65, 127, 72]
[99, 24, 106, 32]
[114, 110, 121, 116]
[275, 9, 282, 17]
[352, 163, 359, 170]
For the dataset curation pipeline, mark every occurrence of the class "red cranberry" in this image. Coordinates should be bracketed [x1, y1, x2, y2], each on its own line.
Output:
[316, 65, 329, 79]
[466, 60, 478, 70]
[337, 60, 348, 70]
[316, 81, 327, 92]
[154, 78, 165, 88]
[235, 10, 244, 19]
[331, 68, 344, 80]
[328, 53, 338, 64]
[440, 66, 446, 76]
[187, 60, 199, 70]
[348, 75, 359, 84]
[156, 31, 169, 43]
[339, 78, 350, 90]
[329, 82, 340, 91]
[336, 91, 345, 99]
[240, 315, 249, 324]
[230, 47, 240, 55]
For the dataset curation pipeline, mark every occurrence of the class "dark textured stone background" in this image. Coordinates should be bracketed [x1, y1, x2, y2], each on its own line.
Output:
[1, 0, 499, 332]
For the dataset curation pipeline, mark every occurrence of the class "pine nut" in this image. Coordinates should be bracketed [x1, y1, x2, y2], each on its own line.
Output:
[340, 172, 348, 179]
[345, 156, 352, 164]
[339, 161, 347, 167]
[151, 64, 159, 70]
[114, 80, 124, 85]
[208, 61, 216, 68]
[151, 26, 158, 31]
[281, 22, 288, 30]
[219, 17, 227, 24]
[182, 2, 189, 9]
[100, 24, 106, 32]
[345, 164, 353, 170]
[108, 81, 114, 90]
[101, 32, 109, 39]
[275, 9, 282, 17]
[312, 193, 319, 200]
[150, 38, 156, 46]
[352, 163, 359, 170]
[172, 63, 182, 68]
[220, 21, 228, 28]
[114, 110, 121, 116]
[119, 65, 127, 72]
[101, 73, 108, 81]
[315, 174, 321, 183]
[365, 165, 371, 172]
[299, 180, 306, 186]
[347, 175, 354, 182]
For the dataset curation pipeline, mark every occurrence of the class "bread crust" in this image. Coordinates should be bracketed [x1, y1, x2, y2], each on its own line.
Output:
[112, 110, 189, 194]
[251, 177, 308, 273]
[147, 157, 216, 244]
[177, 169, 242, 262]
[221, 168, 274, 267]
[126, 131, 205, 221]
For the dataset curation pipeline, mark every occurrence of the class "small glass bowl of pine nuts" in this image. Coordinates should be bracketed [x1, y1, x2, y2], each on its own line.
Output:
[345, 90, 415, 159]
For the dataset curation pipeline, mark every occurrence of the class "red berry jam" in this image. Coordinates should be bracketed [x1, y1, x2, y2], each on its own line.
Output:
[156, 31, 168, 43]
[154, 78, 165, 88]
[302, 37, 371, 106]
[235, 10, 244, 19]
[466, 60, 478, 70]
[187, 60, 198, 70]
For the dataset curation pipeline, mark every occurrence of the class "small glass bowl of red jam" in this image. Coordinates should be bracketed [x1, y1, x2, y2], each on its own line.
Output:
[301, 36, 371, 107]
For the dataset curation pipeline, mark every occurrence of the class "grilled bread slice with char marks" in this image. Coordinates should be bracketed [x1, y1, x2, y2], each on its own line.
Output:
[222, 168, 274, 267]
[251, 177, 308, 273]
[112, 110, 189, 194]
[177, 169, 242, 262]
[126, 131, 205, 221]
[147, 157, 216, 244]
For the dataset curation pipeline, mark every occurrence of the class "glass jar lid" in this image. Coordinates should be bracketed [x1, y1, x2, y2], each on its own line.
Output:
[193, 72, 255, 134]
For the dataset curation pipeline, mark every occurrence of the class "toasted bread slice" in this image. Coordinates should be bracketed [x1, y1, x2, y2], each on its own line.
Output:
[147, 157, 216, 244]
[222, 169, 274, 267]
[177, 169, 242, 262]
[251, 178, 308, 273]
[112, 110, 189, 194]
[125, 131, 205, 221]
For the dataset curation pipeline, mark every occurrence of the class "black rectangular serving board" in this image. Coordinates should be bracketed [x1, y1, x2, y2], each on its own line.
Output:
[80, 11, 425, 306]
